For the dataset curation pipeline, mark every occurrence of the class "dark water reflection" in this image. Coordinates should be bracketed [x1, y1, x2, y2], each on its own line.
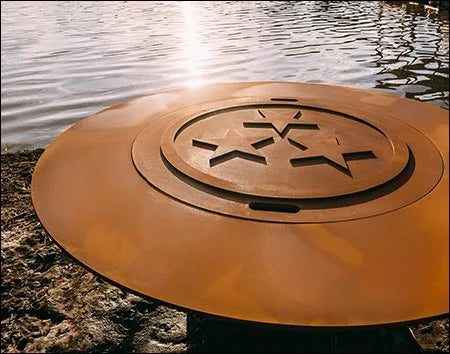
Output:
[1, 1, 448, 152]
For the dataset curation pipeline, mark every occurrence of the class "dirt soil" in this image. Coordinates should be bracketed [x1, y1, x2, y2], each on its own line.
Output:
[1, 149, 448, 353]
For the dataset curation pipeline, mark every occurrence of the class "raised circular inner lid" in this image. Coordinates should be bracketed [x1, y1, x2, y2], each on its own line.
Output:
[132, 97, 443, 223]
[162, 105, 408, 199]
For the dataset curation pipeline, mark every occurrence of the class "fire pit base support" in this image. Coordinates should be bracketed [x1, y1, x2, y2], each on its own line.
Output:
[186, 314, 422, 353]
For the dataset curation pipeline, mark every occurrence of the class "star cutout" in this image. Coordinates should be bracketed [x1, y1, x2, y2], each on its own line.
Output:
[243, 109, 319, 138]
[289, 133, 376, 177]
[192, 129, 274, 167]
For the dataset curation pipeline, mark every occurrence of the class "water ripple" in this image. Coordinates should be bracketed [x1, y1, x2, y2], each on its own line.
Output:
[1, 0, 448, 152]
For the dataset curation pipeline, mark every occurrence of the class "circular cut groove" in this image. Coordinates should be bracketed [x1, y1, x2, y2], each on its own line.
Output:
[132, 98, 443, 223]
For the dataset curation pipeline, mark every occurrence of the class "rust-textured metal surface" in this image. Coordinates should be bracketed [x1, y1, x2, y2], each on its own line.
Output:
[31, 82, 449, 327]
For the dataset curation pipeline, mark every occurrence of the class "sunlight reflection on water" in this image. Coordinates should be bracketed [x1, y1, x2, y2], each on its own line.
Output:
[1, 1, 448, 152]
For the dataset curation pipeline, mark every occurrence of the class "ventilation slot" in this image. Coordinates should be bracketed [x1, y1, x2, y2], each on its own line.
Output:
[249, 202, 300, 213]
[270, 98, 298, 102]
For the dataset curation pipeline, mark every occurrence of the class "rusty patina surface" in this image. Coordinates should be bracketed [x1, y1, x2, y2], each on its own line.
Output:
[31, 82, 448, 326]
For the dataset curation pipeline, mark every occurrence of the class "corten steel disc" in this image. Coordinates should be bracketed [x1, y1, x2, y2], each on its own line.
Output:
[31, 82, 448, 327]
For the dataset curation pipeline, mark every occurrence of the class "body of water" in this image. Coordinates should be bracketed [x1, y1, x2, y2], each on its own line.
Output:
[1, 1, 448, 153]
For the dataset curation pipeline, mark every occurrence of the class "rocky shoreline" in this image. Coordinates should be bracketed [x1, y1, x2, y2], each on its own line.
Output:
[1, 149, 448, 353]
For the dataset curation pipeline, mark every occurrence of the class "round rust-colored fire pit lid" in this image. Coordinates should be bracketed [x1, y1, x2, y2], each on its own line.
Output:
[31, 82, 448, 327]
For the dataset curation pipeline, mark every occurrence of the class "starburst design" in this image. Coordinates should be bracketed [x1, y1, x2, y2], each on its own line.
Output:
[192, 129, 274, 167]
[288, 133, 376, 177]
[191, 109, 377, 175]
[243, 109, 319, 137]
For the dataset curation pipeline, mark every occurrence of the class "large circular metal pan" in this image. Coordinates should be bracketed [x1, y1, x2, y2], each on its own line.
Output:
[31, 82, 448, 327]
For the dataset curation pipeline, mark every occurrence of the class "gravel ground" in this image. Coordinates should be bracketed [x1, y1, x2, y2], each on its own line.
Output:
[1, 149, 448, 353]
